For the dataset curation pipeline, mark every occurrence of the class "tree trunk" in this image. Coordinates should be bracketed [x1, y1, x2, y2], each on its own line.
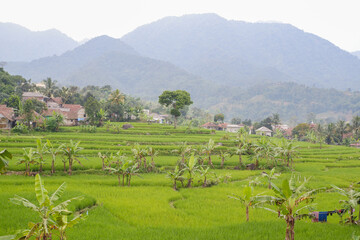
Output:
[51, 159, 55, 175]
[208, 155, 214, 168]
[173, 180, 177, 190]
[246, 205, 249, 222]
[151, 157, 155, 170]
[118, 175, 121, 186]
[26, 163, 29, 176]
[268, 181, 271, 189]
[39, 162, 43, 173]
[143, 157, 147, 170]
[203, 176, 207, 187]
[174, 117, 177, 129]
[68, 160, 72, 175]
[221, 157, 225, 168]
[63, 161, 66, 173]
[122, 174, 125, 186]
[128, 175, 131, 186]
[187, 175, 192, 188]
[239, 154, 242, 166]
[285, 216, 295, 240]
[102, 160, 105, 171]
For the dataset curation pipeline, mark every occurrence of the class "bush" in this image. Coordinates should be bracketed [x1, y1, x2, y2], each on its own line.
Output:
[11, 122, 29, 134]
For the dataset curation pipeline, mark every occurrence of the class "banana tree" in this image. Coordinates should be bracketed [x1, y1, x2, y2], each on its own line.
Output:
[61, 140, 84, 175]
[183, 153, 199, 187]
[146, 146, 158, 171]
[98, 152, 108, 171]
[332, 184, 360, 224]
[18, 148, 38, 176]
[35, 139, 47, 173]
[46, 140, 63, 174]
[0, 149, 12, 174]
[219, 150, 231, 168]
[261, 167, 281, 189]
[277, 138, 299, 168]
[9, 174, 85, 240]
[172, 142, 191, 164]
[202, 139, 217, 168]
[198, 165, 211, 187]
[166, 166, 185, 190]
[229, 185, 263, 222]
[234, 134, 249, 166]
[261, 177, 322, 240]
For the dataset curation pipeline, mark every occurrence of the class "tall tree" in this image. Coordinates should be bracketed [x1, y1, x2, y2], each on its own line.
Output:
[158, 90, 193, 128]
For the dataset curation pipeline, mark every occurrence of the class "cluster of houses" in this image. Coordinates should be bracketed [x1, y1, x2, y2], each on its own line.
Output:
[0, 92, 86, 130]
[201, 122, 291, 136]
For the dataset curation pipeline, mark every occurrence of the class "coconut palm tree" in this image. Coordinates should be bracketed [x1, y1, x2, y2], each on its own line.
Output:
[109, 89, 125, 105]
[332, 184, 360, 224]
[41, 77, 58, 97]
[0, 149, 12, 174]
[261, 177, 323, 240]
[18, 148, 38, 176]
[9, 174, 85, 240]
[61, 140, 84, 175]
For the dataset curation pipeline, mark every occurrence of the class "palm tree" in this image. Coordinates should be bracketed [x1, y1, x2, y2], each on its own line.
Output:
[261, 167, 281, 189]
[46, 139, 62, 174]
[61, 140, 84, 175]
[35, 139, 47, 173]
[202, 139, 217, 168]
[352, 116, 360, 139]
[59, 87, 71, 104]
[332, 184, 360, 224]
[261, 177, 323, 240]
[10, 174, 85, 240]
[18, 148, 38, 176]
[109, 89, 125, 105]
[0, 149, 12, 174]
[42, 77, 58, 97]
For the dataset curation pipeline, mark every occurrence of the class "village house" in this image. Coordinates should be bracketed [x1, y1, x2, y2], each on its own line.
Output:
[226, 124, 244, 133]
[149, 113, 171, 124]
[0, 105, 15, 130]
[22, 92, 86, 126]
[201, 122, 228, 131]
[255, 126, 273, 136]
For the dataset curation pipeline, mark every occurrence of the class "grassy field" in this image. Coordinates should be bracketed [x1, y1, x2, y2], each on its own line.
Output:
[1, 123, 360, 239]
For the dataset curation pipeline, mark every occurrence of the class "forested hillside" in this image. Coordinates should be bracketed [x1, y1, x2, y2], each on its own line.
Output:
[122, 13, 360, 90]
[0, 22, 78, 61]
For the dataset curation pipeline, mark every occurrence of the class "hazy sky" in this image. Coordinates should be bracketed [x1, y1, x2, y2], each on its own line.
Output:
[2, 0, 360, 51]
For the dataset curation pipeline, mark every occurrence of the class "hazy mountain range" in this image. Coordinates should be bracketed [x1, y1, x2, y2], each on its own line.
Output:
[353, 51, 360, 59]
[3, 14, 360, 121]
[0, 22, 78, 62]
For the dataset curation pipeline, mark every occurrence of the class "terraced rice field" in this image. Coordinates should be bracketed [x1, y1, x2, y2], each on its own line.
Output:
[1, 123, 359, 239]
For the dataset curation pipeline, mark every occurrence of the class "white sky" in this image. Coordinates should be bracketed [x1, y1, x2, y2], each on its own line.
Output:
[2, 0, 360, 51]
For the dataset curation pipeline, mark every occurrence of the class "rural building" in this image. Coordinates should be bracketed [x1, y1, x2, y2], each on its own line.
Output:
[43, 104, 86, 126]
[201, 122, 228, 131]
[22, 92, 47, 102]
[255, 126, 273, 136]
[273, 124, 290, 131]
[0, 105, 15, 129]
[149, 113, 170, 124]
[226, 124, 244, 133]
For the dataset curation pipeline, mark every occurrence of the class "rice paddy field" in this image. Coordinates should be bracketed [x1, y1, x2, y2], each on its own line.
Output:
[1, 123, 360, 239]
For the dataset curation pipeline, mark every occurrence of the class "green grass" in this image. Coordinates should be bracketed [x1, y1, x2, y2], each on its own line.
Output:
[0, 122, 360, 239]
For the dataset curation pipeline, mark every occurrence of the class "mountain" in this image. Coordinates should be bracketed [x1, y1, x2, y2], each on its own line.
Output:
[0, 22, 78, 61]
[353, 51, 360, 59]
[5, 35, 226, 106]
[122, 13, 360, 90]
